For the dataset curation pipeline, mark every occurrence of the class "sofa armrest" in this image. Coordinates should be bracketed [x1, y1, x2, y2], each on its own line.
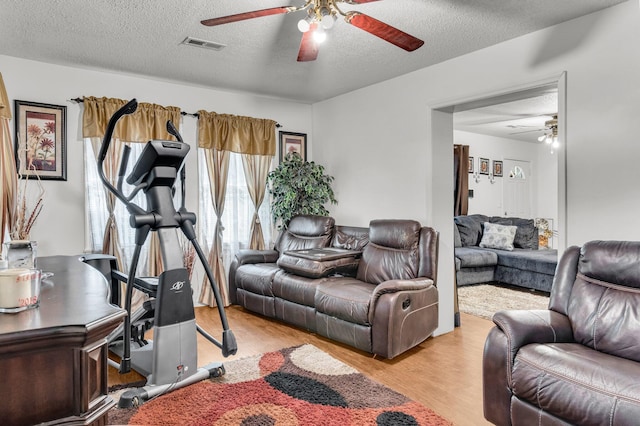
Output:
[492, 309, 574, 361]
[228, 249, 279, 304]
[234, 249, 279, 265]
[370, 277, 432, 302]
[369, 278, 438, 358]
[369, 278, 433, 321]
[483, 310, 573, 425]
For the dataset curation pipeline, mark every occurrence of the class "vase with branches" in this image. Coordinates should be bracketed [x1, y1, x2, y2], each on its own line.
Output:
[10, 136, 45, 241]
[11, 173, 45, 241]
[267, 152, 337, 230]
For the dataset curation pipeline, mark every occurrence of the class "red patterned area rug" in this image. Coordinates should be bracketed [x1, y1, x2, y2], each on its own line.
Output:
[108, 344, 452, 425]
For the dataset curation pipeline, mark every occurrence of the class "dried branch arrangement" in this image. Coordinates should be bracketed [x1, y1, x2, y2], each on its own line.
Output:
[11, 145, 45, 240]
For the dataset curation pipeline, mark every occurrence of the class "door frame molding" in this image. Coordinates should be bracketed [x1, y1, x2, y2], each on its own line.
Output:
[427, 72, 567, 332]
[430, 71, 567, 252]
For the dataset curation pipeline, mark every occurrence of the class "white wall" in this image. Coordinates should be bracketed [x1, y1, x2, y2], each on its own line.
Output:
[313, 1, 640, 334]
[455, 130, 557, 220]
[1, 54, 312, 258]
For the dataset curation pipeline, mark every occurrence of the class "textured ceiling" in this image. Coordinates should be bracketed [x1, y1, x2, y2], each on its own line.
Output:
[454, 88, 558, 143]
[0, 0, 625, 103]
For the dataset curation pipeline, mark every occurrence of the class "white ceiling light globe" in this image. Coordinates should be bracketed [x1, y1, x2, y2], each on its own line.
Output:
[298, 19, 310, 33]
[313, 28, 327, 43]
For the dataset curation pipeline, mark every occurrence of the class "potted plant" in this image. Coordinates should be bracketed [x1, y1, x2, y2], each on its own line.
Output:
[267, 152, 337, 229]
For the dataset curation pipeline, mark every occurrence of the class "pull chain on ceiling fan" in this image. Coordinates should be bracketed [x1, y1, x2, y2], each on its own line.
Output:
[201, 0, 424, 62]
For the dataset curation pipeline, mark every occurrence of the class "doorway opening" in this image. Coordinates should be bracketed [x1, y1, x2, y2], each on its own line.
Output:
[429, 73, 567, 328]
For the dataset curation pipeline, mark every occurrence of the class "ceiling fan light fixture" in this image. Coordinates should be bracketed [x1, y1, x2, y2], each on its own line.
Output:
[313, 26, 327, 43]
[321, 13, 337, 29]
[299, 9, 316, 33]
[298, 18, 311, 32]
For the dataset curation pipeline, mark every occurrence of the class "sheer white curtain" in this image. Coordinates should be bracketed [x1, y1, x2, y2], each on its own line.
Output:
[198, 149, 273, 279]
[84, 139, 186, 275]
[84, 139, 149, 272]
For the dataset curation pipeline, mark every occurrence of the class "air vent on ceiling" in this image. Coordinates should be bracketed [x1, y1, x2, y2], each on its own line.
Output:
[181, 36, 226, 51]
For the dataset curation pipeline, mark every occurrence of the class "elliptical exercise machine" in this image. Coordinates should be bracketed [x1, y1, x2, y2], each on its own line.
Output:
[84, 98, 237, 407]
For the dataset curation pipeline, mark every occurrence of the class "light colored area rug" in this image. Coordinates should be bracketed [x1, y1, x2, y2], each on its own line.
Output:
[457, 283, 550, 320]
[108, 344, 452, 425]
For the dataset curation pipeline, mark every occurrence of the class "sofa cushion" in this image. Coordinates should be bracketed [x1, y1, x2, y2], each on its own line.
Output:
[490, 216, 538, 250]
[453, 223, 462, 248]
[479, 222, 517, 251]
[235, 263, 280, 297]
[492, 248, 558, 275]
[454, 214, 489, 246]
[272, 271, 320, 307]
[512, 343, 640, 425]
[331, 225, 369, 250]
[569, 272, 640, 363]
[275, 215, 335, 253]
[315, 277, 376, 325]
[356, 220, 420, 284]
[455, 247, 498, 268]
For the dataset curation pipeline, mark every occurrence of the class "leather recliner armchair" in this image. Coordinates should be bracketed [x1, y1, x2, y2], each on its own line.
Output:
[483, 240, 640, 425]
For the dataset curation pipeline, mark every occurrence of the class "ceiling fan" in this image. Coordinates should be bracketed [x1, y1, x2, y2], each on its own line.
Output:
[201, 0, 424, 62]
[537, 115, 559, 147]
[506, 113, 557, 135]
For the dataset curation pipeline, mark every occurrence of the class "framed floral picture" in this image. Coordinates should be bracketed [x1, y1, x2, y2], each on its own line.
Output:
[279, 131, 307, 162]
[14, 100, 67, 181]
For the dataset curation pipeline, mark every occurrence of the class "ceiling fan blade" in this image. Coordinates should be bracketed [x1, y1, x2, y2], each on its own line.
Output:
[342, 0, 382, 4]
[345, 12, 424, 52]
[297, 24, 319, 62]
[509, 128, 545, 135]
[201, 7, 295, 26]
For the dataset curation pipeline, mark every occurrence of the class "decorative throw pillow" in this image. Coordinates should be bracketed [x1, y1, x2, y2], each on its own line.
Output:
[479, 222, 517, 251]
[490, 217, 538, 250]
[454, 214, 488, 246]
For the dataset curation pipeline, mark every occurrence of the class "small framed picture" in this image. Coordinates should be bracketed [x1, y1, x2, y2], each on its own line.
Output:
[468, 156, 474, 173]
[14, 100, 67, 181]
[479, 158, 489, 175]
[279, 131, 307, 162]
[493, 160, 503, 177]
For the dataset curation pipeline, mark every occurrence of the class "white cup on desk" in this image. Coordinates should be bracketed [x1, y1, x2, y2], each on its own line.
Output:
[0, 268, 41, 311]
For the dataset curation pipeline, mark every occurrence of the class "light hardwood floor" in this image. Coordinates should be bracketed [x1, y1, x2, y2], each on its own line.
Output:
[109, 307, 495, 426]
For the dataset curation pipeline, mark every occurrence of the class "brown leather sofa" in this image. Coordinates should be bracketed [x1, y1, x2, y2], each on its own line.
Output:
[229, 215, 439, 359]
[483, 240, 640, 425]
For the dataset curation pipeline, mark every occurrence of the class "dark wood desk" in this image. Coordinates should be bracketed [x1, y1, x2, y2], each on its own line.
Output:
[0, 255, 126, 425]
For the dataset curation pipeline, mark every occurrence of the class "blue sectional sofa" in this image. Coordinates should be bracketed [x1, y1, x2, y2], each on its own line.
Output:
[454, 214, 558, 293]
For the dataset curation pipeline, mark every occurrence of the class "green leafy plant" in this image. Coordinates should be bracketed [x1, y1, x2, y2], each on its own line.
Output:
[267, 152, 337, 229]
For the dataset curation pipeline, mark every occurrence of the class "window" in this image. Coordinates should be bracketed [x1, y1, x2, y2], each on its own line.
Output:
[84, 140, 273, 286]
[197, 150, 273, 276]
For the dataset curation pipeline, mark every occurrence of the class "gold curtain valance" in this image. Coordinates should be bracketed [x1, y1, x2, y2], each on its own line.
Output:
[82, 96, 181, 142]
[197, 110, 276, 156]
[0, 73, 11, 120]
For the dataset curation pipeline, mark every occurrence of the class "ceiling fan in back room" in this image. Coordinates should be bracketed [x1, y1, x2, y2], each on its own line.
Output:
[201, 0, 424, 62]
